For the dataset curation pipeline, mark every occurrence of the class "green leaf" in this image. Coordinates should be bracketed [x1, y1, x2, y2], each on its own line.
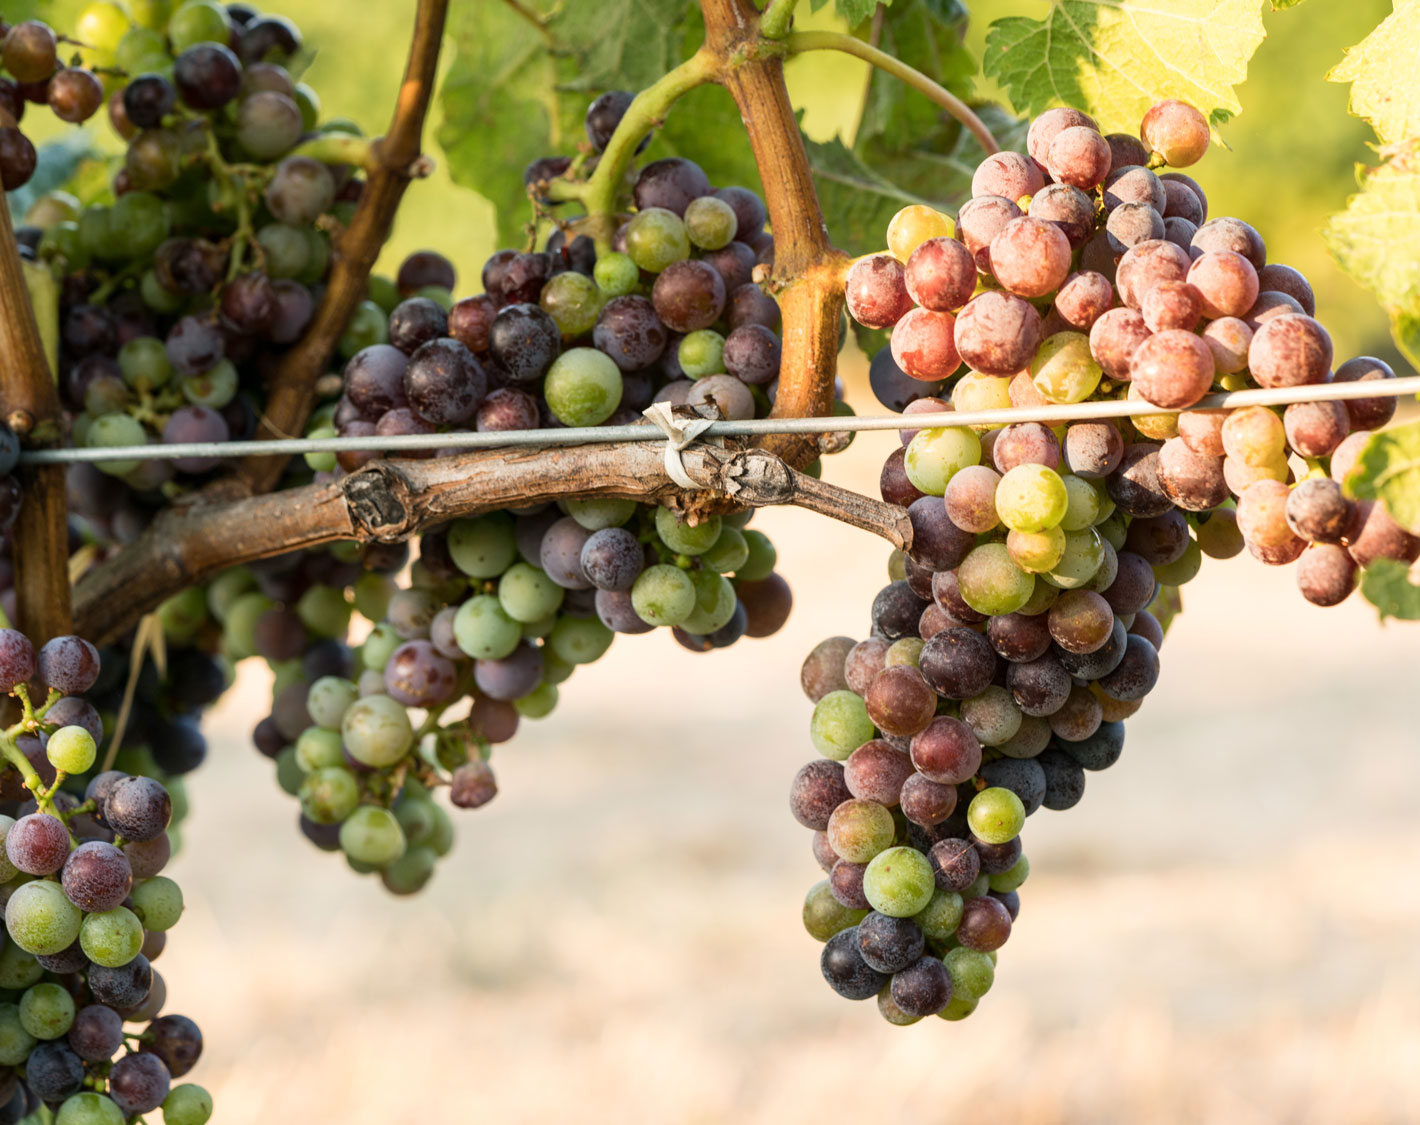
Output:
[1271, 0, 1308, 7]
[982, 0, 1266, 135]
[549, 0, 694, 92]
[834, 0, 886, 29]
[1324, 149, 1420, 356]
[1360, 558, 1420, 620]
[656, 83, 765, 198]
[1327, 1, 1420, 146]
[1348, 422, 1420, 534]
[806, 134, 931, 255]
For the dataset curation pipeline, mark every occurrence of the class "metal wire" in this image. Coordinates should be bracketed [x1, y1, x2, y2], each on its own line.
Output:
[19, 374, 1420, 465]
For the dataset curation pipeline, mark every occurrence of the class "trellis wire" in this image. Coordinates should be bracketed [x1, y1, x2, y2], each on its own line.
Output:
[20, 374, 1420, 465]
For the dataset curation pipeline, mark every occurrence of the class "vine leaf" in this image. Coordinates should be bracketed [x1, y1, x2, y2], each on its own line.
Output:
[982, 0, 1266, 134]
[1327, 1, 1420, 147]
[1360, 559, 1420, 620]
[810, 0, 883, 28]
[1324, 149, 1420, 365]
[550, 0, 694, 91]
[1271, 0, 1307, 7]
[1348, 422, 1420, 535]
[805, 135, 929, 256]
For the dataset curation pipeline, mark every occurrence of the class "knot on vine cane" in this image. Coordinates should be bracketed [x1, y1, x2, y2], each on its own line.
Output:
[642, 402, 718, 489]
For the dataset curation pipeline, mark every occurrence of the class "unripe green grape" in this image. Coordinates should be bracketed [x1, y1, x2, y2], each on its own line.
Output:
[542, 652, 574, 685]
[887, 203, 953, 262]
[700, 526, 748, 573]
[547, 615, 614, 665]
[1043, 527, 1106, 589]
[360, 623, 402, 671]
[996, 463, 1069, 532]
[498, 562, 565, 623]
[382, 844, 437, 894]
[5, 880, 82, 955]
[684, 195, 738, 249]
[952, 372, 1011, 420]
[367, 274, 400, 313]
[307, 676, 359, 730]
[453, 596, 521, 660]
[564, 497, 637, 530]
[85, 413, 147, 477]
[863, 846, 936, 917]
[118, 335, 172, 390]
[594, 251, 639, 297]
[221, 591, 274, 660]
[40, 221, 89, 269]
[514, 681, 558, 718]
[0, 817, 19, 884]
[181, 358, 239, 409]
[275, 746, 304, 795]
[679, 570, 737, 634]
[884, 637, 924, 668]
[631, 564, 696, 627]
[294, 82, 321, 130]
[540, 270, 604, 337]
[989, 853, 1030, 893]
[736, 529, 776, 582]
[126, 129, 182, 192]
[0, 939, 43, 990]
[803, 879, 867, 942]
[353, 571, 397, 621]
[75, 1, 130, 67]
[521, 613, 557, 640]
[957, 543, 1035, 615]
[57, 1092, 127, 1125]
[655, 506, 720, 554]
[25, 192, 81, 229]
[544, 347, 623, 426]
[300, 766, 360, 824]
[111, 191, 170, 259]
[19, 981, 75, 1039]
[141, 268, 185, 314]
[259, 223, 314, 282]
[162, 1085, 215, 1125]
[968, 787, 1025, 844]
[426, 802, 455, 857]
[1153, 537, 1202, 586]
[168, 0, 229, 50]
[414, 285, 454, 311]
[826, 798, 895, 863]
[339, 806, 406, 868]
[341, 695, 414, 768]
[1007, 525, 1066, 573]
[679, 329, 726, 378]
[943, 946, 995, 1001]
[448, 512, 517, 578]
[47, 725, 96, 773]
[810, 689, 874, 761]
[80, 906, 145, 967]
[904, 427, 982, 496]
[296, 584, 352, 638]
[1031, 331, 1102, 404]
[129, 0, 171, 31]
[1096, 511, 1128, 550]
[0, 1004, 35, 1066]
[1059, 473, 1102, 530]
[624, 207, 690, 272]
[913, 889, 964, 941]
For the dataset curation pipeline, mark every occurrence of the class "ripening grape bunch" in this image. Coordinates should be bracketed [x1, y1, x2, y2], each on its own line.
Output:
[0, 628, 211, 1123]
[797, 94, 1419, 1026]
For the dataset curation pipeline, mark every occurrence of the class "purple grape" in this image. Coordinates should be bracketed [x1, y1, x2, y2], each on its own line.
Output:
[7, 813, 70, 875]
[164, 314, 223, 375]
[404, 338, 486, 425]
[596, 588, 654, 634]
[489, 304, 561, 383]
[69, 1005, 124, 1062]
[474, 642, 544, 701]
[61, 840, 132, 912]
[90, 953, 153, 1009]
[110, 1050, 171, 1115]
[103, 776, 172, 842]
[162, 404, 230, 473]
[387, 297, 448, 355]
[580, 528, 644, 591]
[652, 260, 726, 333]
[36, 635, 101, 694]
[633, 157, 710, 216]
[593, 295, 668, 372]
[344, 344, 409, 415]
[383, 640, 456, 707]
[540, 517, 593, 589]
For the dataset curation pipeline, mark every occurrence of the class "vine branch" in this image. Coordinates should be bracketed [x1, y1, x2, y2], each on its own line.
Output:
[73, 437, 910, 645]
[235, 0, 450, 495]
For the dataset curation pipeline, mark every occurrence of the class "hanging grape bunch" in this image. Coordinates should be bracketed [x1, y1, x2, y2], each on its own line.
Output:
[798, 95, 1419, 1024]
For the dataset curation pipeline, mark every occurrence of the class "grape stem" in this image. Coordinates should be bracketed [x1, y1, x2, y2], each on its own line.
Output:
[784, 30, 1001, 156]
[759, 0, 802, 40]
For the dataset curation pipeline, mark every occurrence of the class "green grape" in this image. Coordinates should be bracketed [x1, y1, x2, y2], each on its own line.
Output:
[85, 413, 147, 477]
[1153, 538, 1202, 586]
[57, 1093, 127, 1124]
[382, 844, 437, 894]
[996, 463, 1069, 532]
[1031, 331, 1103, 404]
[863, 846, 936, 917]
[0, 1004, 35, 1066]
[968, 787, 1025, 845]
[339, 806, 407, 868]
[514, 681, 558, 718]
[521, 614, 557, 641]
[453, 596, 521, 660]
[162, 1085, 215, 1125]
[631, 564, 696, 627]
[368, 274, 400, 313]
[75, 1, 130, 67]
[181, 358, 239, 408]
[1059, 474, 1102, 531]
[361, 623, 402, 671]
[1042, 527, 1106, 589]
[256, 223, 312, 280]
[393, 795, 435, 848]
[952, 372, 1011, 420]
[943, 947, 995, 1002]
[678, 330, 726, 378]
[904, 427, 982, 496]
[168, 0, 229, 50]
[129, 0, 171, 30]
[39, 221, 89, 269]
[498, 562, 565, 623]
[307, 677, 358, 730]
[683, 195, 738, 250]
[957, 543, 1035, 616]
[118, 335, 172, 390]
[564, 497, 637, 530]
[803, 879, 868, 942]
[0, 818, 17, 884]
[700, 527, 748, 573]
[78, 206, 117, 261]
[1007, 526, 1065, 574]
[296, 585, 351, 638]
[298, 229, 332, 286]
[1096, 511, 1128, 551]
[913, 889, 964, 941]
[542, 652, 574, 685]
[237, 90, 304, 160]
[655, 506, 720, 554]
[989, 854, 1030, 893]
[540, 270, 604, 337]
[300, 766, 359, 824]
[354, 571, 398, 621]
[47, 726, 96, 773]
[737, 529, 776, 582]
[624, 207, 690, 272]
[131, 877, 184, 932]
[884, 637, 924, 668]
[810, 690, 875, 761]
[294, 82, 321, 130]
[544, 348, 623, 426]
[341, 695, 414, 768]
[5, 880, 82, 955]
[111, 191, 170, 259]
[339, 298, 387, 356]
[275, 746, 304, 795]
[448, 513, 517, 578]
[679, 570, 737, 634]
[80, 906, 145, 967]
[826, 799, 895, 863]
[938, 994, 978, 1021]
[19, 982, 75, 1040]
[426, 802, 455, 857]
[141, 268, 185, 314]
[0, 940, 43, 990]
[594, 251, 639, 297]
[547, 615, 614, 665]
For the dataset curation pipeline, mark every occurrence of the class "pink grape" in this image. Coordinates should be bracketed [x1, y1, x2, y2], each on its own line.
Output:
[845, 254, 913, 328]
[890, 308, 961, 381]
[988, 218, 1072, 298]
[904, 237, 976, 311]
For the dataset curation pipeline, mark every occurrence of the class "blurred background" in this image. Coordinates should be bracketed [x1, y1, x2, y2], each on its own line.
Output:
[20, 0, 1420, 1120]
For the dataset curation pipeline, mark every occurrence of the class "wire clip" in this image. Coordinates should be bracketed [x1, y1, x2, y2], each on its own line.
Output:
[642, 402, 717, 490]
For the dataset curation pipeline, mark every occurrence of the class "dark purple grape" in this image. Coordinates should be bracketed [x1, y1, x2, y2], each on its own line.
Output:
[7, 812, 69, 875]
[162, 404, 230, 473]
[1028, 182, 1097, 247]
[0, 125, 36, 190]
[919, 628, 997, 700]
[1256, 263, 1315, 316]
[871, 581, 929, 642]
[651, 259, 726, 333]
[584, 89, 649, 153]
[716, 186, 767, 238]
[174, 42, 242, 109]
[110, 1050, 171, 1115]
[267, 278, 314, 343]
[473, 642, 543, 702]
[397, 251, 455, 296]
[61, 840, 132, 912]
[987, 612, 1052, 663]
[475, 386, 539, 432]
[165, 315, 223, 375]
[579, 528, 643, 591]
[500, 252, 552, 304]
[218, 271, 275, 335]
[1096, 634, 1161, 701]
[1038, 747, 1087, 809]
[404, 338, 486, 425]
[821, 927, 889, 1000]
[104, 776, 172, 842]
[725, 283, 780, 332]
[633, 157, 710, 216]
[891, 956, 953, 1017]
[979, 756, 1046, 814]
[593, 295, 668, 372]
[1333, 355, 1397, 431]
[738, 573, 793, 638]
[123, 73, 176, 128]
[1006, 653, 1071, 716]
[595, 588, 653, 635]
[25, 1041, 84, 1101]
[343, 344, 409, 416]
[489, 304, 560, 383]
[69, 1005, 124, 1062]
[701, 241, 756, 292]
[956, 895, 1012, 952]
[910, 715, 982, 783]
[383, 640, 456, 707]
[46, 696, 103, 746]
[237, 14, 300, 63]
[929, 837, 980, 892]
[448, 294, 496, 354]
[721, 323, 780, 385]
[906, 497, 973, 572]
[857, 912, 925, 973]
[540, 517, 592, 589]
[36, 635, 100, 694]
[89, 954, 153, 1009]
[124, 832, 172, 879]
[387, 297, 447, 354]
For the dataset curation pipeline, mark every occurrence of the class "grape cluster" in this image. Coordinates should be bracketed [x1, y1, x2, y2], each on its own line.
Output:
[0, 630, 210, 1123]
[800, 95, 1415, 1025]
[0, 16, 107, 191]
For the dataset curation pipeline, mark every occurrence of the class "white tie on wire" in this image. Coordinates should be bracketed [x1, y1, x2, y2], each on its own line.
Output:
[641, 402, 716, 490]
